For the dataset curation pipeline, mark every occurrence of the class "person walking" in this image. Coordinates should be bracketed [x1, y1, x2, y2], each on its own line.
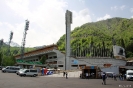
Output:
[66, 72, 68, 79]
[63, 71, 66, 77]
[113, 73, 117, 81]
[102, 72, 107, 85]
[119, 73, 122, 80]
[86, 73, 89, 79]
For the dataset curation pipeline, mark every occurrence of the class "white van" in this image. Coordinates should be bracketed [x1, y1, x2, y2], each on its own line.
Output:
[19, 69, 38, 77]
[126, 70, 133, 81]
[2, 66, 20, 73]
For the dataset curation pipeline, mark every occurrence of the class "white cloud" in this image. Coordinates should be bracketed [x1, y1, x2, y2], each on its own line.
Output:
[131, 16, 133, 18]
[0, 0, 92, 47]
[130, 8, 133, 13]
[111, 5, 126, 11]
[97, 14, 111, 21]
[72, 8, 92, 30]
[0, 22, 26, 46]
[78, 0, 85, 4]
[0, 21, 2, 26]
[120, 5, 126, 10]
[111, 6, 118, 11]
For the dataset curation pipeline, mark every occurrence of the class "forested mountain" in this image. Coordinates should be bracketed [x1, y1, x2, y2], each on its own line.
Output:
[57, 17, 133, 58]
[1, 43, 35, 56]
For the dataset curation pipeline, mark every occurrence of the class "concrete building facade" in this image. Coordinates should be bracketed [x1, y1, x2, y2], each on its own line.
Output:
[15, 44, 126, 70]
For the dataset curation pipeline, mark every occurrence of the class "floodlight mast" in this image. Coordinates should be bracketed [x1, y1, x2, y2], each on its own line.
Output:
[65, 10, 72, 71]
[20, 20, 29, 60]
[7, 31, 13, 56]
[0, 39, 3, 50]
[0, 39, 4, 66]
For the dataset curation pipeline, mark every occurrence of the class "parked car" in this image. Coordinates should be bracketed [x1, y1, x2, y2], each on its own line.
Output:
[19, 69, 38, 77]
[0, 66, 3, 70]
[126, 70, 133, 81]
[16, 69, 26, 75]
[2, 66, 20, 73]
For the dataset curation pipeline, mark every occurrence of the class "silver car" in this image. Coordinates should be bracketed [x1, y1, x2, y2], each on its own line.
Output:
[19, 69, 38, 77]
[2, 66, 20, 73]
[16, 69, 26, 75]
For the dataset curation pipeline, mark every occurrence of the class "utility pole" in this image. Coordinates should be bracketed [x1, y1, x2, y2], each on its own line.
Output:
[20, 20, 29, 60]
[65, 10, 72, 70]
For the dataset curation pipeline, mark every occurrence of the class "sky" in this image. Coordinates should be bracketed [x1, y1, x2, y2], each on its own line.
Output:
[0, 0, 133, 47]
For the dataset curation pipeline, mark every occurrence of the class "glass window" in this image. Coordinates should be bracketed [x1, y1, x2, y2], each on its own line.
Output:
[30, 70, 37, 72]
[53, 56, 57, 58]
[25, 70, 29, 72]
[36, 59, 38, 61]
[128, 73, 133, 75]
[6, 67, 9, 69]
[10, 67, 13, 69]
[49, 57, 52, 59]
[58, 65, 63, 67]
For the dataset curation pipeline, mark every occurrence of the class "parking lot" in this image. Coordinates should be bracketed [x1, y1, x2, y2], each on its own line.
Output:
[0, 72, 133, 88]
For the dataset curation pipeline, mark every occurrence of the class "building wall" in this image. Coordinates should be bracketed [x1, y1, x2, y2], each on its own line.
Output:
[101, 66, 119, 75]
[16, 49, 127, 71]
[78, 58, 126, 67]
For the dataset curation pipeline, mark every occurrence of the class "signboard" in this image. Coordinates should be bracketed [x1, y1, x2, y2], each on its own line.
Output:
[91, 66, 94, 69]
[71, 60, 78, 64]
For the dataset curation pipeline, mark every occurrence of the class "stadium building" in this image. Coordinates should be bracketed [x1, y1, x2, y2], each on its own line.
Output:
[15, 44, 126, 72]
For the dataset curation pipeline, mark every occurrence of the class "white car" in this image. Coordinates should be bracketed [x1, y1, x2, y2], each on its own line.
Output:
[19, 69, 38, 77]
[126, 70, 133, 81]
[16, 69, 26, 75]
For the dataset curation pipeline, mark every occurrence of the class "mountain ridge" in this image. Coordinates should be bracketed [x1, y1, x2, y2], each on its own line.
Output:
[57, 17, 133, 58]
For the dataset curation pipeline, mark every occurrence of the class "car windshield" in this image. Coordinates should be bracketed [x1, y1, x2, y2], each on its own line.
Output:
[21, 69, 27, 72]
[19, 69, 24, 71]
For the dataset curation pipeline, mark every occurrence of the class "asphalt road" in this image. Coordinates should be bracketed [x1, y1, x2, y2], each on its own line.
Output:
[0, 72, 133, 88]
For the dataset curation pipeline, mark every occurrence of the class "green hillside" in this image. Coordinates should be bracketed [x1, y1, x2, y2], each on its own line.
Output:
[57, 17, 133, 58]
[0, 44, 35, 66]
[1, 45, 35, 56]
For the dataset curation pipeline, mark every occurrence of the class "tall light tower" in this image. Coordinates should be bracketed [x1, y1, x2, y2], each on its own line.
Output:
[0, 39, 4, 50]
[20, 20, 29, 60]
[65, 10, 72, 70]
[7, 31, 13, 56]
[0, 39, 4, 66]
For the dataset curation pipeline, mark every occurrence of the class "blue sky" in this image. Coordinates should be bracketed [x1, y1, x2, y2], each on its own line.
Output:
[0, 0, 133, 47]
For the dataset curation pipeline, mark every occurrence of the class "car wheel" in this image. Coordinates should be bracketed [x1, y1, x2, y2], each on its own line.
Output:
[23, 74, 26, 77]
[33, 74, 36, 77]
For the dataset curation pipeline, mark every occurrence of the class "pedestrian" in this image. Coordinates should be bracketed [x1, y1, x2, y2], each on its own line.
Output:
[122, 74, 125, 80]
[86, 73, 89, 79]
[66, 72, 68, 79]
[102, 72, 106, 85]
[113, 73, 117, 81]
[63, 71, 66, 77]
[119, 73, 122, 80]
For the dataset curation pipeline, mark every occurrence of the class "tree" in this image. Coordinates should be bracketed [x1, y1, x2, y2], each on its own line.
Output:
[40, 55, 47, 64]
[2, 55, 16, 66]
[0, 51, 3, 65]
